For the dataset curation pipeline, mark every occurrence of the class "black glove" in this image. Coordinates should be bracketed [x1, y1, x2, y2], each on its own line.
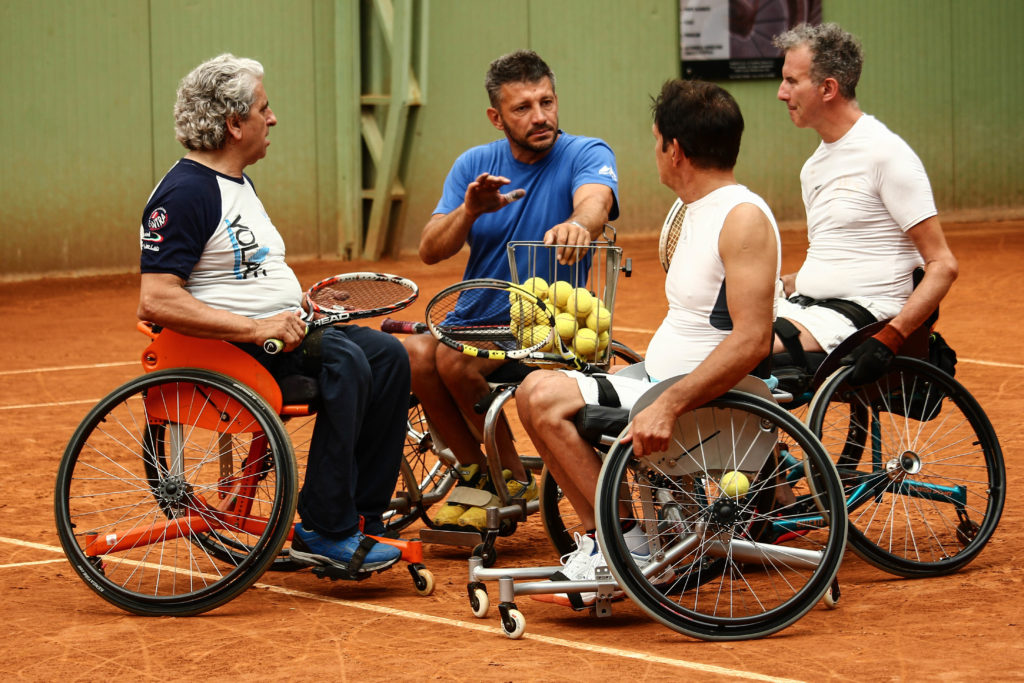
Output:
[841, 324, 905, 386]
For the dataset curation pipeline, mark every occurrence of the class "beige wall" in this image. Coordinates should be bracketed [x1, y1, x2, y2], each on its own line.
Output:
[2, 0, 1022, 278]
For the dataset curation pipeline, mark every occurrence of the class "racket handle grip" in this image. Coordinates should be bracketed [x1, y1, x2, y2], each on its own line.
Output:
[381, 318, 426, 335]
[264, 338, 284, 355]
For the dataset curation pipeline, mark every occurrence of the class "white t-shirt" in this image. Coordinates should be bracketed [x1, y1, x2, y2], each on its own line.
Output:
[794, 114, 936, 319]
[645, 184, 781, 381]
[140, 159, 303, 319]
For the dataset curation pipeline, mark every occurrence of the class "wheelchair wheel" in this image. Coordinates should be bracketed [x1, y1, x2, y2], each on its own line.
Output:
[596, 390, 847, 641]
[55, 369, 298, 616]
[806, 357, 1005, 577]
[384, 393, 454, 533]
[538, 339, 646, 556]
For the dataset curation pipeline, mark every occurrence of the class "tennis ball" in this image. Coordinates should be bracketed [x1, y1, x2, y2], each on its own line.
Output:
[554, 312, 578, 340]
[509, 298, 542, 328]
[548, 280, 573, 309]
[585, 302, 611, 333]
[521, 276, 549, 299]
[565, 288, 594, 318]
[573, 328, 598, 357]
[720, 471, 750, 497]
[597, 330, 610, 351]
[524, 324, 553, 351]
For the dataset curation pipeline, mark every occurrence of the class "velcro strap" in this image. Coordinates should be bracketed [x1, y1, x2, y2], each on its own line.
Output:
[774, 318, 811, 371]
[348, 535, 378, 573]
[593, 375, 621, 408]
[445, 487, 497, 507]
[549, 570, 587, 611]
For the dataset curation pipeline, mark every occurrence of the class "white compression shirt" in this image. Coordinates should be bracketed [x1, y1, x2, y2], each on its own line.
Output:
[794, 114, 935, 318]
[645, 184, 781, 381]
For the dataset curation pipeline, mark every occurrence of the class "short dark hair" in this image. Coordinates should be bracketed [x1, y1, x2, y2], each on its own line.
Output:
[772, 23, 863, 100]
[484, 49, 556, 107]
[652, 79, 744, 171]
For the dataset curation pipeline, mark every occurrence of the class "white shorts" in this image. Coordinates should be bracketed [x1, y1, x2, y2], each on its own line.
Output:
[775, 297, 859, 353]
[561, 369, 656, 410]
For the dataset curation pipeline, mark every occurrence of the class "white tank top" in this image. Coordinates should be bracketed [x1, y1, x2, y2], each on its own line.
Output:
[645, 184, 780, 381]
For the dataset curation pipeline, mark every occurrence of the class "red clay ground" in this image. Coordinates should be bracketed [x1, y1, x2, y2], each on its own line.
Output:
[1, 223, 1022, 681]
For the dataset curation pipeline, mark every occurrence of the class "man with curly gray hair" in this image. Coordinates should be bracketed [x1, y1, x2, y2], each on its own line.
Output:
[138, 54, 411, 579]
[770, 23, 958, 386]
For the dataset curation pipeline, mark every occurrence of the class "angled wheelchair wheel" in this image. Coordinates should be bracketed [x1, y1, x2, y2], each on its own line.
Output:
[596, 390, 847, 641]
[806, 357, 1005, 577]
[55, 369, 298, 616]
[384, 393, 455, 533]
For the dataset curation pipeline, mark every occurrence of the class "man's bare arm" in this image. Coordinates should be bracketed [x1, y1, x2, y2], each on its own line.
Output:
[543, 183, 616, 264]
[419, 173, 526, 264]
[138, 273, 306, 351]
[888, 216, 958, 338]
[625, 203, 778, 455]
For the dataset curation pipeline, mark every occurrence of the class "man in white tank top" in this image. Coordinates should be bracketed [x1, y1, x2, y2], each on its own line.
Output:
[772, 23, 958, 384]
[515, 80, 780, 608]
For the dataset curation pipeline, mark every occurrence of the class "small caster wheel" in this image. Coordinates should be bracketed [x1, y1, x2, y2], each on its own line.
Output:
[412, 567, 434, 596]
[501, 608, 526, 639]
[823, 579, 840, 609]
[498, 519, 518, 537]
[472, 543, 497, 568]
[469, 587, 489, 618]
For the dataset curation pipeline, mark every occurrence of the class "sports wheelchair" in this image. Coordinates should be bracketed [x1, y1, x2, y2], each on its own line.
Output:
[467, 371, 849, 641]
[464, 305, 1005, 640]
[773, 312, 1005, 577]
[54, 322, 434, 617]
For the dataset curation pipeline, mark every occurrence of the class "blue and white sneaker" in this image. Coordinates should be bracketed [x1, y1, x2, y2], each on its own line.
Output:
[289, 522, 401, 574]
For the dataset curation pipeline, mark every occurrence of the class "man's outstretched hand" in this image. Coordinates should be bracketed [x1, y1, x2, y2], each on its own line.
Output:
[464, 173, 525, 218]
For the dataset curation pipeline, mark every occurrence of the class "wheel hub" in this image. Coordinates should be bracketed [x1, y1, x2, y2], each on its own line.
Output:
[710, 497, 743, 527]
[155, 474, 189, 507]
[885, 450, 922, 482]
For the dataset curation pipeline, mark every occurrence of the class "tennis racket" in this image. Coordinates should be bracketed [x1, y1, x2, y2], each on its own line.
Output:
[658, 198, 686, 272]
[263, 272, 419, 354]
[424, 278, 594, 372]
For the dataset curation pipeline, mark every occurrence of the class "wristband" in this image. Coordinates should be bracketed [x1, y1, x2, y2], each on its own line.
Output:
[568, 220, 589, 232]
[873, 323, 906, 354]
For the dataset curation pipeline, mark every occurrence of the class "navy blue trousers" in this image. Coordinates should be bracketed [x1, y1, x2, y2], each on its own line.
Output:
[248, 325, 410, 538]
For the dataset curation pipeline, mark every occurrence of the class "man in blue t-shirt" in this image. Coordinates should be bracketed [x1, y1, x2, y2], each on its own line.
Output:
[406, 49, 620, 531]
[139, 54, 409, 577]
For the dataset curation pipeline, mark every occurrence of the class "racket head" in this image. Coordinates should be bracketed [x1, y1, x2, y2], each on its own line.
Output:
[305, 272, 418, 318]
[658, 198, 686, 272]
[424, 278, 557, 360]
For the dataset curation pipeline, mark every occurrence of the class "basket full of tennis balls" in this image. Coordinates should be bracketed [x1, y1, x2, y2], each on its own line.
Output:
[510, 275, 613, 367]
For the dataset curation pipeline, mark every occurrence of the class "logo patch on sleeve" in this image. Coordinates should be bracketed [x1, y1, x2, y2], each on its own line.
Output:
[142, 207, 168, 242]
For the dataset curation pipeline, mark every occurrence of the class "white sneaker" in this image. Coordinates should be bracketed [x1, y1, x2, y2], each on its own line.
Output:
[530, 533, 625, 609]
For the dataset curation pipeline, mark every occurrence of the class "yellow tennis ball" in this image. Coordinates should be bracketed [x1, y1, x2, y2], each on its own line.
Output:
[554, 312, 578, 340]
[565, 288, 594, 318]
[573, 328, 598, 356]
[586, 303, 611, 333]
[720, 471, 750, 497]
[548, 280, 573, 309]
[522, 324, 552, 351]
[509, 298, 541, 328]
[521, 276, 549, 300]
[597, 330, 610, 351]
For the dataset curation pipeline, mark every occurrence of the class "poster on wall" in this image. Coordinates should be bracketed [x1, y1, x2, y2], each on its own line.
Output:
[681, 0, 822, 80]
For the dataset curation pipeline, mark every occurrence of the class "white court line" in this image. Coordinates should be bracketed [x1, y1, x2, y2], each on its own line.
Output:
[959, 357, 1024, 370]
[0, 398, 101, 411]
[0, 558, 68, 569]
[0, 361, 136, 376]
[0, 535, 802, 683]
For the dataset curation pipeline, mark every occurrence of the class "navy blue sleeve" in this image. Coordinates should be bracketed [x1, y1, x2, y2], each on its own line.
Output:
[140, 165, 221, 279]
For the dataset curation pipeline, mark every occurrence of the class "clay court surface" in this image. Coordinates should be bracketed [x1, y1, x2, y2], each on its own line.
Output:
[2, 223, 1022, 681]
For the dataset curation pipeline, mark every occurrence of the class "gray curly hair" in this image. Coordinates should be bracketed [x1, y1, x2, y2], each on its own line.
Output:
[772, 23, 863, 100]
[174, 54, 264, 151]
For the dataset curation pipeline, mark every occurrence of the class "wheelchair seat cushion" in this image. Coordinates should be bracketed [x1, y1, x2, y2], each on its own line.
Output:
[278, 374, 320, 406]
[574, 404, 630, 445]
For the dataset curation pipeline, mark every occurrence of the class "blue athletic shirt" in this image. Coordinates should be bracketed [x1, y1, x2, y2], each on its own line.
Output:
[434, 132, 619, 325]
[139, 159, 302, 318]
